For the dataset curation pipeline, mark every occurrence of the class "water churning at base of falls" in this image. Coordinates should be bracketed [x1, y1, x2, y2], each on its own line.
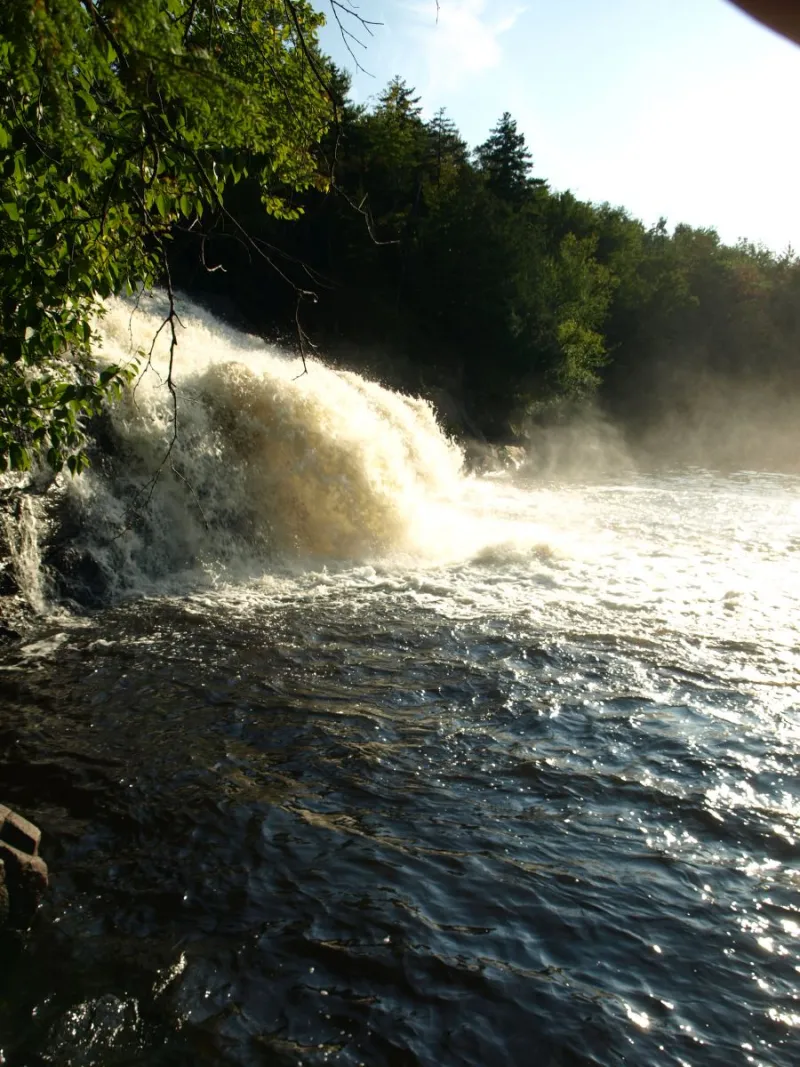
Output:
[1, 296, 800, 1067]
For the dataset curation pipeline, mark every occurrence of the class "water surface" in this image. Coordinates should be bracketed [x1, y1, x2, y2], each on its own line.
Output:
[2, 470, 799, 1067]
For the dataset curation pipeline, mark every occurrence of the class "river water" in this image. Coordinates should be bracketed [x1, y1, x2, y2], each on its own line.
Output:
[1, 298, 799, 1066]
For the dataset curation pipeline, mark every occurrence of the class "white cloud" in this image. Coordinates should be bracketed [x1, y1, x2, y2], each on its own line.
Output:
[405, 0, 525, 93]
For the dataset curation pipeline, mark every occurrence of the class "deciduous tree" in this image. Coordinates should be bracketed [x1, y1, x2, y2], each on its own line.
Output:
[0, 0, 333, 473]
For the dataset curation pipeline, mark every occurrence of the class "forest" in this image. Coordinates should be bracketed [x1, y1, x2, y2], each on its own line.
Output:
[2, 0, 800, 473]
[177, 72, 800, 456]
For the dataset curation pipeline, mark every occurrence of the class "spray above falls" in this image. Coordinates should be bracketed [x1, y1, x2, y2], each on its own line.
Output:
[61, 293, 465, 594]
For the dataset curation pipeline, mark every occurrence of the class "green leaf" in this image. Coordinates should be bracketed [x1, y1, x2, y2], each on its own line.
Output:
[8, 442, 30, 471]
[77, 90, 97, 114]
[99, 364, 121, 385]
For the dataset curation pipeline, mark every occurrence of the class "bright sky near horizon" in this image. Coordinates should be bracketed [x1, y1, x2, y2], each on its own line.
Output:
[319, 0, 800, 253]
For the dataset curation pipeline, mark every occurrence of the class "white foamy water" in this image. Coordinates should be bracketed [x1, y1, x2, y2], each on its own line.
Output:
[66, 293, 469, 593]
[29, 296, 788, 694]
[1, 493, 48, 614]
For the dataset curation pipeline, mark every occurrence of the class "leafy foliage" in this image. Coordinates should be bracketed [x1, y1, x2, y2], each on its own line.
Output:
[0, 0, 332, 472]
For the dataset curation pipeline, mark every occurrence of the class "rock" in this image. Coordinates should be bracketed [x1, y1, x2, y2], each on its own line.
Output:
[0, 805, 41, 854]
[0, 805, 48, 930]
[462, 439, 527, 475]
[0, 564, 18, 596]
[0, 857, 9, 927]
[0, 621, 22, 644]
[43, 994, 143, 1065]
[46, 545, 111, 607]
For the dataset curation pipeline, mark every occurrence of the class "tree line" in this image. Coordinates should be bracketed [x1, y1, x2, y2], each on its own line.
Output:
[176, 71, 800, 446]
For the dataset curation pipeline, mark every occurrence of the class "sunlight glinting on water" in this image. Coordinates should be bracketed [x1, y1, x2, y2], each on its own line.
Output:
[2, 295, 799, 1066]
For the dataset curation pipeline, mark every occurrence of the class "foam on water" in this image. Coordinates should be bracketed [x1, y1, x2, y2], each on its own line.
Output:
[67, 293, 473, 594]
[7, 291, 800, 675]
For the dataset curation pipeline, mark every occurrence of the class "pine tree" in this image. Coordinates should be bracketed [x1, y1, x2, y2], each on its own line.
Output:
[354, 77, 427, 227]
[476, 112, 546, 205]
[426, 109, 468, 185]
[377, 77, 423, 123]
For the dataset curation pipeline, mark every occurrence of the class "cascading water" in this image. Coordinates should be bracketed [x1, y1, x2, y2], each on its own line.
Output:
[2, 296, 800, 1067]
[64, 292, 466, 597]
[0, 494, 47, 614]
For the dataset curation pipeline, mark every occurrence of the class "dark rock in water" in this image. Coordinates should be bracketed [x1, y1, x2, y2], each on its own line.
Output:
[0, 857, 9, 927]
[0, 564, 18, 596]
[0, 622, 22, 644]
[23, 481, 115, 607]
[46, 545, 111, 607]
[0, 805, 49, 930]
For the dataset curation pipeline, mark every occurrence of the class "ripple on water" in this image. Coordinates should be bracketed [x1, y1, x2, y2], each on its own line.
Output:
[1, 471, 800, 1066]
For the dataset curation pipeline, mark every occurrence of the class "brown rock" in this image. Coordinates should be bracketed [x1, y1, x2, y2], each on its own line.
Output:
[0, 857, 9, 927]
[0, 807, 48, 930]
[0, 805, 42, 855]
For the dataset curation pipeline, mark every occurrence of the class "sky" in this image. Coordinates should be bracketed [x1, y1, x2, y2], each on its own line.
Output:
[319, 0, 800, 253]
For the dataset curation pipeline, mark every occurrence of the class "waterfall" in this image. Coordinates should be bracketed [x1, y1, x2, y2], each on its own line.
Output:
[58, 292, 466, 596]
[0, 492, 48, 614]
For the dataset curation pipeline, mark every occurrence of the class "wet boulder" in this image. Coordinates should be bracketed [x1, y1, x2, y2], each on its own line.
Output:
[0, 622, 22, 645]
[0, 805, 49, 930]
[46, 544, 111, 607]
[0, 856, 8, 927]
[0, 563, 18, 596]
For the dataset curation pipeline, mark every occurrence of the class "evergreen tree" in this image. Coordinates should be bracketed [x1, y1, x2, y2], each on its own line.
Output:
[378, 77, 423, 122]
[352, 77, 427, 231]
[476, 112, 546, 205]
[426, 109, 468, 185]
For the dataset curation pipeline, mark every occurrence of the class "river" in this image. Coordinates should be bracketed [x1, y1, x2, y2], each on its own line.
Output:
[1, 297, 799, 1066]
